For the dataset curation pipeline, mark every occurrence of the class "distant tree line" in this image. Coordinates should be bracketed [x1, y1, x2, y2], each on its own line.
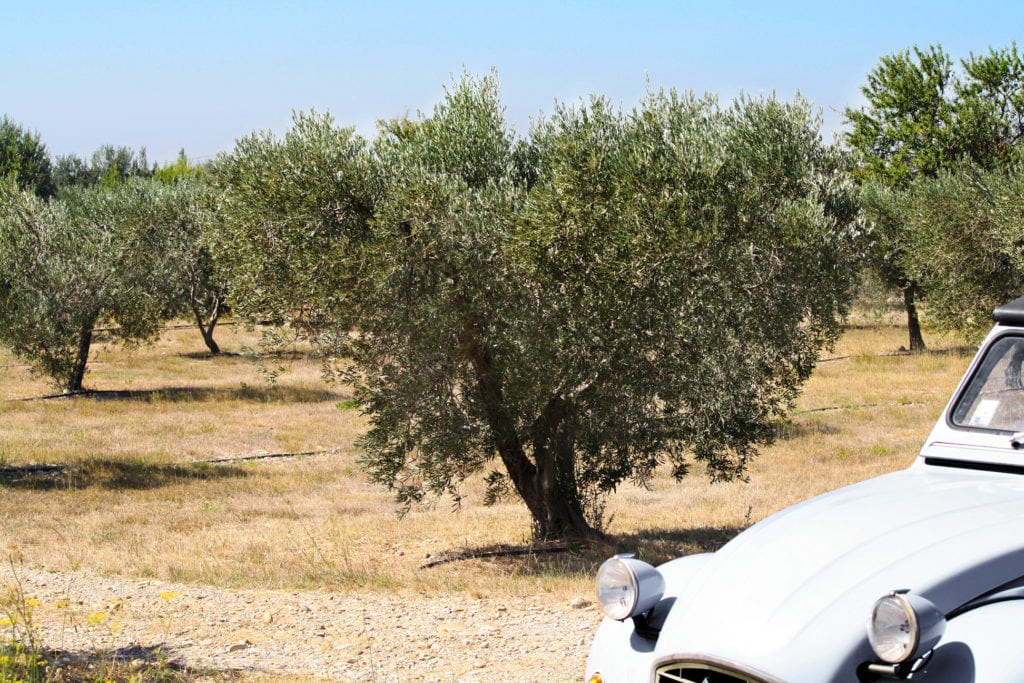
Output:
[1, 43, 1021, 539]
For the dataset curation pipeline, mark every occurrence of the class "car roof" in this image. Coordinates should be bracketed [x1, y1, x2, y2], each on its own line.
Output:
[994, 295, 1024, 326]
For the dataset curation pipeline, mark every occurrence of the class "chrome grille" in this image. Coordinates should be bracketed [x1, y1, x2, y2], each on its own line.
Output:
[656, 662, 766, 683]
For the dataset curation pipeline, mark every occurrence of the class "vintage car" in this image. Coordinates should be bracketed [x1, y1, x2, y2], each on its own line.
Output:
[585, 295, 1024, 683]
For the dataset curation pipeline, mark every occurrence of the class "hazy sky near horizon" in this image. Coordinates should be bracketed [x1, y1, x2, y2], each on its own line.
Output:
[6, 1, 1024, 165]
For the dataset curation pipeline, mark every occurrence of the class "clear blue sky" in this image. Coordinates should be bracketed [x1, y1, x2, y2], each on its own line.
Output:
[5, 0, 1023, 165]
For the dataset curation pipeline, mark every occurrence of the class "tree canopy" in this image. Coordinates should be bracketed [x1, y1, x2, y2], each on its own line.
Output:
[53, 145, 152, 192]
[150, 153, 226, 353]
[846, 43, 1024, 346]
[154, 149, 205, 185]
[0, 116, 55, 199]
[893, 165, 1024, 338]
[0, 179, 198, 392]
[213, 75, 863, 539]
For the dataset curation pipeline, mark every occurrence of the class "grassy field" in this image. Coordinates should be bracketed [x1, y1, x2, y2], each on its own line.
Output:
[0, 317, 976, 606]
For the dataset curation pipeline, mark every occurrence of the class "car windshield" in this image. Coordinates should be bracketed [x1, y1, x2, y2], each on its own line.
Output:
[952, 335, 1024, 432]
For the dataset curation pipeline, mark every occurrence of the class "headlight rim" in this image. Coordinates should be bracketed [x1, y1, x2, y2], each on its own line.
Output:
[595, 553, 665, 621]
[596, 554, 640, 621]
[867, 591, 946, 665]
[867, 592, 919, 664]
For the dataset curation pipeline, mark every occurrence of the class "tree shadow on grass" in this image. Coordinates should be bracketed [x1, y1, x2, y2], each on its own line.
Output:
[420, 525, 746, 580]
[178, 350, 243, 359]
[31, 385, 347, 404]
[178, 348, 319, 361]
[605, 525, 746, 565]
[0, 458, 249, 492]
[774, 419, 841, 440]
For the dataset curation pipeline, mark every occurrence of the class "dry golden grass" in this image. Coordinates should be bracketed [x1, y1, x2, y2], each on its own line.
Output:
[0, 318, 977, 605]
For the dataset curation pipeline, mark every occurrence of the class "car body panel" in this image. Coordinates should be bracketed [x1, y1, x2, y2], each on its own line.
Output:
[585, 297, 1024, 682]
[587, 465, 1024, 682]
[920, 601, 1024, 682]
[652, 465, 1024, 681]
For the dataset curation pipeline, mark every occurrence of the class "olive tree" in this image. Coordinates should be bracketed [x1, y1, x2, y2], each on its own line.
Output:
[896, 165, 1024, 338]
[147, 169, 228, 355]
[170, 187, 228, 355]
[209, 110, 374, 338]
[847, 43, 1024, 349]
[214, 77, 862, 539]
[0, 181, 171, 392]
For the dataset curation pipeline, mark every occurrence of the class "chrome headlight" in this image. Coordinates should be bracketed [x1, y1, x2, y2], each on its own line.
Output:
[867, 592, 946, 664]
[596, 554, 665, 621]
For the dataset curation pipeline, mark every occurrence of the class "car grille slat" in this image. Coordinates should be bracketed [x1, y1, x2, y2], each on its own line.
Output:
[656, 662, 765, 683]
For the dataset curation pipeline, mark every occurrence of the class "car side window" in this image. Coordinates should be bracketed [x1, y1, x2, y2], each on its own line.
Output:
[952, 335, 1024, 432]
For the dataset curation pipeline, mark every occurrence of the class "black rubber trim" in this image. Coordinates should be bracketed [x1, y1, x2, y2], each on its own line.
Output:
[993, 295, 1024, 325]
[924, 457, 1024, 475]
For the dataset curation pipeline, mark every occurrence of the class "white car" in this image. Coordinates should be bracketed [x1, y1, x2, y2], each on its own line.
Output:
[585, 296, 1024, 683]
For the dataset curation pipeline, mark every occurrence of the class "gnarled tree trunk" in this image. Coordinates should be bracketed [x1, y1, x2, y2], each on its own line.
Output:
[66, 321, 94, 394]
[461, 325, 597, 540]
[191, 295, 224, 355]
[904, 286, 926, 353]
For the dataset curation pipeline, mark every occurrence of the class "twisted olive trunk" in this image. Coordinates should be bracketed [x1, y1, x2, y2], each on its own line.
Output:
[460, 323, 596, 540]
[65, 321, 94, 394]
[904, 286, 926, 353]
[191, 297, 223, 355]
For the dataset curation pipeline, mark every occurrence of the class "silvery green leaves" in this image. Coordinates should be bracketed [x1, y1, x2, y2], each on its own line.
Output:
[0, 179, 210, 392]
[213, 75, 862, 539]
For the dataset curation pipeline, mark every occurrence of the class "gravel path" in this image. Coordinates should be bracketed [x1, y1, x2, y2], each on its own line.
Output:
[9, 566, 601, 682]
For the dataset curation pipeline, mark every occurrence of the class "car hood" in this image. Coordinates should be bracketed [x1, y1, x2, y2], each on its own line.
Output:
[654, 461, 1024, 682]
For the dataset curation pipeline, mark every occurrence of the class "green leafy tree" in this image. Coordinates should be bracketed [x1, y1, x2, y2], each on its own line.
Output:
[51, 153, 94, 191]
[898, 165, 1024, 338]
[845, 45, 955, 351]
[956, 43, 1024, 165]
[846, 46, 957, 186]
[214, 77, 862, 539]
[0, 116, 55, 198]
[92, 145, 152, 187]
[0, 180, 168, 393]
[847, 43, 1024, 349]
[154, 149, 204, 185]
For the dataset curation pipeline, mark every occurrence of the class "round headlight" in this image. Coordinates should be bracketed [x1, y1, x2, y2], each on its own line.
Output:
[596, 554, 665, 621]
[867, 592, 946, 664]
